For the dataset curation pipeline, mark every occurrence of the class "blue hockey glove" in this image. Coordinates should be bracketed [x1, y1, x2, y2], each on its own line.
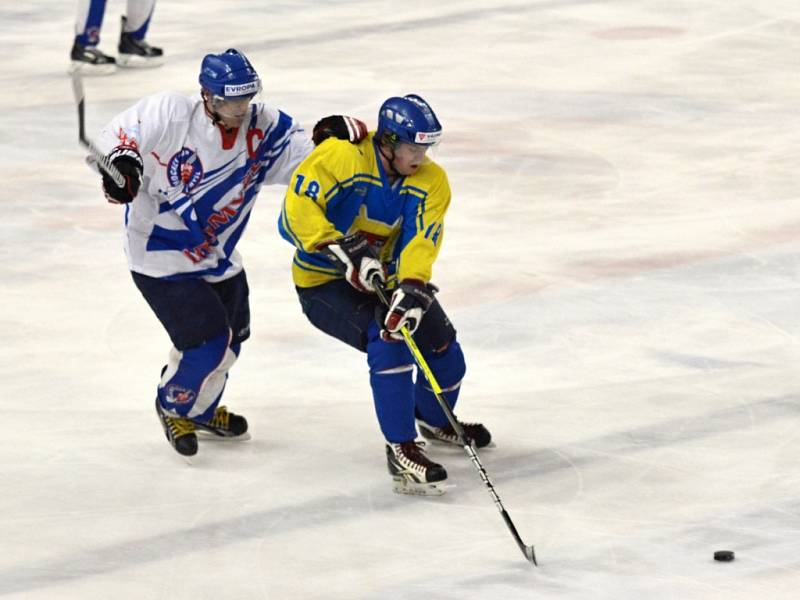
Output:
[317, 232, 385, 293]
[312, 115, 368, 145]
[102, 146, 143, 204]
[382, 279, 435, 341]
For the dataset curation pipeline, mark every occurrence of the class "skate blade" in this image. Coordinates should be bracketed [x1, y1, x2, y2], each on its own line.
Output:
[195, 430, 252, 442]
[391, 476, 449, 496]
[117, 54, 165, 68]
[68, 61, 116, 76]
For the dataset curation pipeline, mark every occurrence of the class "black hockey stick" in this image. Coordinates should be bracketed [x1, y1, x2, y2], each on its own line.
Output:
[70, 72, 125, 187]
[373, 278, 538, 566]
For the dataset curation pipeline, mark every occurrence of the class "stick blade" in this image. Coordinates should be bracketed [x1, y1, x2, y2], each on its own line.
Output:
[525, 545, 538, 566]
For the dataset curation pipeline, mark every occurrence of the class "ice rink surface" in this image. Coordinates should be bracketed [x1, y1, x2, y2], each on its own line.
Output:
[2, 0, 800, 597]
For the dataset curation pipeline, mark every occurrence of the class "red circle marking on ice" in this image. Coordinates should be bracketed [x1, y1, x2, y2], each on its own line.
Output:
[592, 26, 684, 40]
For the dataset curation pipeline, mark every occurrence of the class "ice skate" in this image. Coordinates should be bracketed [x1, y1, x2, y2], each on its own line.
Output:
[194, 405, 250, 441]
[386, 441, 448, 496]
[155, 398, 198, 457]
[418, 417, 492, 448]
[117, 16, 164, 68]
[68, 41, 116, 75]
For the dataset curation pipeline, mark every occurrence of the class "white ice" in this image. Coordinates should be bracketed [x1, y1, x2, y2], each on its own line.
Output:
[2, 0, 800, 598]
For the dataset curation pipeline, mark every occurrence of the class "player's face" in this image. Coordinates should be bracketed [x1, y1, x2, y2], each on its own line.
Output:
[391, 142, 431, 176]
[211, 96, 253, 129]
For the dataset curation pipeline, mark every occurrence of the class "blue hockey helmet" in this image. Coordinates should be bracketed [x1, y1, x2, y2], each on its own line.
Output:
[198, 48, 261, 100]
[376, 94, 442, 146]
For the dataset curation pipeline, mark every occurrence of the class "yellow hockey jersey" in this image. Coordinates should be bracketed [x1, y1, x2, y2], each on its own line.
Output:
[279, 133, 450, 288]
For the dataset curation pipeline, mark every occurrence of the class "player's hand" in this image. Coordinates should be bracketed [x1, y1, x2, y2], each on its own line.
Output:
[102, 147, 143, 204]
[312, 115, 368, 145]
[382, 279, 435, 341]
[317, 232, 384, 293]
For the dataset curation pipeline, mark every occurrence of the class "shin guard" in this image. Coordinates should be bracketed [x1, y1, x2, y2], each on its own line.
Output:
[367, 321, 417, 443]
[158, 330, 237, 419]
[414, 339, 466, 428]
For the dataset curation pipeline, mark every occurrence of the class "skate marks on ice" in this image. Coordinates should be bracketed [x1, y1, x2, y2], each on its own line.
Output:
[2, 392, 798, 596]
[235, 0, 602, 57]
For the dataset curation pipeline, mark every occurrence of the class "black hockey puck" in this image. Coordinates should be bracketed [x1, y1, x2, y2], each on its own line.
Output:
[714, 550, 735, 562]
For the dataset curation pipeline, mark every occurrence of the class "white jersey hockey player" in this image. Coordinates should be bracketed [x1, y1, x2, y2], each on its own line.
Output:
[70, 0, 164, 74]
[96, 48, 366, 456]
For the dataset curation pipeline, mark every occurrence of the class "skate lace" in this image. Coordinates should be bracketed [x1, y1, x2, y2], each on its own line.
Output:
[397, 441, 436, 468]
[206, 406, 230, 430]
[442, 420, 481, 437]
[168, 417, 196, 436]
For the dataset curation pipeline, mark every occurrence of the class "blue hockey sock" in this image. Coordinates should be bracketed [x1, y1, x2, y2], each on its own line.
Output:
[191, 341, 242, 422]
[157, 330, 234, 419]
[367, 321, 417, 443]
[369, 370, 416, 443]
[414, 340, 466, 428]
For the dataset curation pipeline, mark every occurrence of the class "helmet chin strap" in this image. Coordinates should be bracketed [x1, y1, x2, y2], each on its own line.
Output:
[202, 90, 240, 130]
[378, 141, 401, 178]
[201, 91, 223, 125]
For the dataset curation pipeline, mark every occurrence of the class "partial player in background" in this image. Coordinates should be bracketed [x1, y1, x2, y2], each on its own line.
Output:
[94, 48, 366, 457]
[280, 94, 490, 495]
[70, 0, 164, 75]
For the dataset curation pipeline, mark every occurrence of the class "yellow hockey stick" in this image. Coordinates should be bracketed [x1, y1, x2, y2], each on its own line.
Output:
[373, 278, 537, 566]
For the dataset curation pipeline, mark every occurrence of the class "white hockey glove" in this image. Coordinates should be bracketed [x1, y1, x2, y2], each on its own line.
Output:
[317, 232, 385, 293]
[381, 279, 435, 341]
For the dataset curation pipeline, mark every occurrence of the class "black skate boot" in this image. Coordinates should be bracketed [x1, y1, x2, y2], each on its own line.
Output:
[386, 441, 448, 496]
[69, 40, 116, 75]
[194, 405, 249, 439]
[418, 417, 492, 448]
[155, 398, 198, 456]
[117, 16, 164, 68]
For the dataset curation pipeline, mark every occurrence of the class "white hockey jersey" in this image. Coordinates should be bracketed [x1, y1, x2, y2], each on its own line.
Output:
[98, 91, 314, 281]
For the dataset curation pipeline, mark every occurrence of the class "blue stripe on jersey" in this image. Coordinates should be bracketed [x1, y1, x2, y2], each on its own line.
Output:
[201, 153, 243, 182]
[146, 225, 203, 252]
[400, 184, 427, 198]
[160, 258, 234, 281]
[221, 206, 253, 258]
[278, 207, 305, 250]
[193, 163, 251, 220]
[324, 173, 382, 201]
[146, 108, 297, 274]
[258, 138, 292, 176]
[261, 111, 294, 152]
[295, 249, 337, 270]
[292, 255, 340, 275]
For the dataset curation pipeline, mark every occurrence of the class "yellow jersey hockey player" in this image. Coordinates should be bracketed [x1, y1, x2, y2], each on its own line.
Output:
[279, 94, 490, 495]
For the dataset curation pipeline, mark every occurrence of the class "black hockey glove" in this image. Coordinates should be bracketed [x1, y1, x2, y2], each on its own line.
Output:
[317, 232, 384, 293]
[382, 279, 436, 341]
[101, 147, 143, 204]
[312, 115, 368, 146]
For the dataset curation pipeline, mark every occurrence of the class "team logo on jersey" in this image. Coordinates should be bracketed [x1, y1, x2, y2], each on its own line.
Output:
[164, 384, 196, 405]
[167, 147, 204, 191]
